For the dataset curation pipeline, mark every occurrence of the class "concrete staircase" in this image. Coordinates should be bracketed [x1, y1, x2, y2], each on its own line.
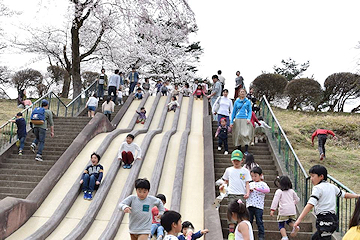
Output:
[212, 121, 313, 240]
[0, 117, 90, 200]
[80, 98, 126, 121]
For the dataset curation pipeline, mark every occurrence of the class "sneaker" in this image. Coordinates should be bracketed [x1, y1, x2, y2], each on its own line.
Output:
[218, 146, 221, 151]
[244, 151, 249, 155]
[123, 164, 128, 169]
[30, 144, 36, 153]
[290, 226, 300, 237]
[83, 191, 88, 200]
[251, 142, 254, 146]
[281, 237, 289, 240]
[35, 155, 43, 162]
[88, 192, 93, 200]
[228, 232, 235, 240]
[127, 164, 132, 169]
[18, 150, 23, 156]
[320, 153, 324, 161]
[141, 121, 145, 124]
[224, 151, 229, 155]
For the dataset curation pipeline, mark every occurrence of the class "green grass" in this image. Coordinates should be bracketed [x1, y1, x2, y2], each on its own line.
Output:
[0, 99, 19, 126]
[272, 107, 360, 194]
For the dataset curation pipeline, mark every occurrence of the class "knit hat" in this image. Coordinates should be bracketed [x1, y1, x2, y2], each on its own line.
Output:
[231, 150, 243, 161]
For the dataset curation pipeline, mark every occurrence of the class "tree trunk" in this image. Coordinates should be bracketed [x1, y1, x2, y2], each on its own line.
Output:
[60, 71, 71, 98]
[71, 25, 82, 98]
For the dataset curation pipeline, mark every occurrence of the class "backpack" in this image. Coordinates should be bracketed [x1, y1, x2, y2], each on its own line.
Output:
[31, 107, 46, 125]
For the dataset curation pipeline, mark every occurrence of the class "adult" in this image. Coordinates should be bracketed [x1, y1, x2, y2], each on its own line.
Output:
[97, 68, 108, 100]
[207, 75, 222, 121]
[230, 88, 252, 155]
[234, 71, 245, 99]
[119, 71, 125, 86]
[17, 89, 26, 108]
[311, 129, 337, 160]
[128, 67, 139, 94]
[108, 69, 120, 103]
[213, 89, 233, 126]
[30, 99, 54, 162]
[218, 70, 226, 94]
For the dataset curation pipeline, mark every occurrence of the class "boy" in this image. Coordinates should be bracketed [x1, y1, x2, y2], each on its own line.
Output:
[79, 153, 103, 200]
[311, 129, 337, 160]
[247, 167, 270, 240]
[215, 117, 232, 155]
[135, 88, 144, 100]
[136, 107, 147, 124]
[118, 134, 142, 169]
[119, 179, 165, 240]
[150, 194, 168, 240]
[117, 86, 124, 105]
[9, 112, 27, 155]
[219, 150, 251, 240]
[143, 78, 151, 94]
[294, 165, 360, 239]
[161, 210, 182, 240]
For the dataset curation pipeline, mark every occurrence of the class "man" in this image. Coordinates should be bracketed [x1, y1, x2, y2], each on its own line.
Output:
[234, 71, 244, 99]
[218, 70, 225, 94]
[97, 68, 108, 100]
[108, 69, 120, 103]
[311, 129, 337, 160]
[30, 100, 54, 162]
[128, 67, 139, 94]
[207, 75, 222, 121]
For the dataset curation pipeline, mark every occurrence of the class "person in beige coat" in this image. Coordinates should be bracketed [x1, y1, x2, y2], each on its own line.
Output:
[102, 96, 115, 121]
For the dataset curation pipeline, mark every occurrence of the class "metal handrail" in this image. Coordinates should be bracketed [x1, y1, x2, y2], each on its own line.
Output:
[259, 95, 357, 237]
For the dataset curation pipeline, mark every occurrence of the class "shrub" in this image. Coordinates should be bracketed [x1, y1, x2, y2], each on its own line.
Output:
[252, 73, 287, 101]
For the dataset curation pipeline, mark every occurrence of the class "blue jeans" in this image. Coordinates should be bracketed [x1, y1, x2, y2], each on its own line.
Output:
[82, 174, 97, 192]
[18, 136, 26, 151]
[248, 206, 264, 238]
[151, 223, 164, 237]
[32, 127, 46, 155]
[98, 84, 104, 98]
[129, 82, 137, 94]
[218, 114, 230, 126]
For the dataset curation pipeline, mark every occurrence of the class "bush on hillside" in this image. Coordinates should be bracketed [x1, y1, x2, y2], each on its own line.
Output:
[252, 73, 287, 101]
[285, 78, 323, 111]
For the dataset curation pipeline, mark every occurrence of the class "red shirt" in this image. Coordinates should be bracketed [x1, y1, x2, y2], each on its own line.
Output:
[152, 206, 168, 224]
[192, 89, 205, 96]
[311, 129, 335, 142]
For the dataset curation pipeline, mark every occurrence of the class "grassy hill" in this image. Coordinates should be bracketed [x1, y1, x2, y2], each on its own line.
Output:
[0, 99, 19, 126]
[272, 107, 360, 194]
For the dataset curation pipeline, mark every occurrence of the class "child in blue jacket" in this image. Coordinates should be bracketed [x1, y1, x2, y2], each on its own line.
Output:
[177, 221, 208, 240]
[80, 153, 104, 200]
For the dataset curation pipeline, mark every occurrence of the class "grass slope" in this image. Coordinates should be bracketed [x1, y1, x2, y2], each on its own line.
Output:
[272, 107, 360, 194]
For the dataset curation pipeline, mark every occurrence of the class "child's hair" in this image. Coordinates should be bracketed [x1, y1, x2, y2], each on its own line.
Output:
[251, 166, 262, 175]
[274, 176, 293, 191]
[258, 116, 264, 121]
[93, 93, 97, 98]
[156, 193, 166, 203]
[161, 210, 182, 232]
[140, 107, 145, 110]
[126, 134, 135, 140]
[106, 96, 111, 104]
[220, 117, 227, 123]
[349, 199, 360, 229]
[227, 199, 249, 222]
[16, 112, 22, 117]
[137, 88, 142, 91]
[197, 85, 202, 89]
[244, 154, 257, 171]
[172, 96, 177, 101]
[185, 83, 189, 88]
[135, 178, 150, 190]
[309, 165, 328, 181]
[91, 152, 101, 162]
[222, 89, 229, 94]
[181, 221, 194, 231]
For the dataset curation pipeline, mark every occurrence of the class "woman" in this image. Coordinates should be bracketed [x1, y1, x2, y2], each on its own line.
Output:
[343, 199, 360, 239]
[234, 71, 244, 99]
[230, 88, 252, 155]
[17, 89, 26, 108]
[213, 89, 233, 126]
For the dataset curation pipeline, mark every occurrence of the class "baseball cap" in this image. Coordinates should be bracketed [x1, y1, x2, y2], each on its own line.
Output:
[41, 99, 49, 106]
[231, 150, 243, 161]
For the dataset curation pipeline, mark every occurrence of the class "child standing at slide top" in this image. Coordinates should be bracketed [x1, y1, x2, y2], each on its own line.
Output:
[119, 179, 165, 240]
[118, 134, 142, 169]
[227, 199, 254, 240]
[270, 176, 300, 240]
[80, 153, 103, 200]
[177, 221, 209, 240]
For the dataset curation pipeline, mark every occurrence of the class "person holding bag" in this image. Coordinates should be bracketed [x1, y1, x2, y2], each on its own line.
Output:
[213, 89, 233, 126]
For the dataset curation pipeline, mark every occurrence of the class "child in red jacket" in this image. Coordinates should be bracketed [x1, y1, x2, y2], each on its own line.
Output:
[311, 129, 337, 160]
[192, 85, 205, 100]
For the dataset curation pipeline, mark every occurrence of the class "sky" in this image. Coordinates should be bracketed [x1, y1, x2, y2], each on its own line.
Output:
[2, 0, 360, 110]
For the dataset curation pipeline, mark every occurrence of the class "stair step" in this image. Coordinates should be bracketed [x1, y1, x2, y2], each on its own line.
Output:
[1, 180, 38, 189]
[0, 174, 43, 182]
[0, 162, 51, 171]
[0, 186, 33, 195]
[0, 193, 29, 200]
[5, 168, 49, 176]
[3, 158, 56, 166]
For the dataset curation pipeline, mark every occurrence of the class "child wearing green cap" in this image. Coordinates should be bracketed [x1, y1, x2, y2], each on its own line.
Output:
[219, 149, 251, 240]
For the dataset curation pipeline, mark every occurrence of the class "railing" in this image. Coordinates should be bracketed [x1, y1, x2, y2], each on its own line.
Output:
[0, 81, 97, 151]
[259, 95, 357, 237]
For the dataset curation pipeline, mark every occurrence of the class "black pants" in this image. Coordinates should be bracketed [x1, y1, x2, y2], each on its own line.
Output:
[318, 134, 327, 156]
[108, 86, 117, 102]
[311, 212, 338, 240]
[218, 137, 228, 151]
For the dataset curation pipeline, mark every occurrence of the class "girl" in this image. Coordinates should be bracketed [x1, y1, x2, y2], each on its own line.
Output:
[102, 96, 115, 121]
[213, 89, 233, 127]
[243, 154, 259, 172]
[172, 84, 180, 97]
[270, 176, 300, 240]
[342, 193, 360, 239]
[117, 86, 124, 105]
[136, 107, 146, 124]
[192, 85, 205, 100]
[85, 93, 99, 118]
[215, 117, 232, 155]
[177, 221, 208, 240]
[227, 199, 254, 240]
[168, 96, 180, 112]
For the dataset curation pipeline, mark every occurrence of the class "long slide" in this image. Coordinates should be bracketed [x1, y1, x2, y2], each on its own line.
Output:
[6, 94, 207, 240]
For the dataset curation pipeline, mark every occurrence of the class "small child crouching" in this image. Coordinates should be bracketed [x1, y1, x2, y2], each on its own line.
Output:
[177, 221, 208, 240]
[136, 107, 146, 124]
[135, 88, 144, 100]
[80, 153, 103, 200]
[117, 134, 142, 169]
[215, 117, 232, 155]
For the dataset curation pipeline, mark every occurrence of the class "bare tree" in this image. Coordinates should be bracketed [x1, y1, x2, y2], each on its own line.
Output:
[12, 68, 43, 92]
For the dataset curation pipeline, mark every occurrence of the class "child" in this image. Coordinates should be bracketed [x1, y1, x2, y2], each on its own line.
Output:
[124, 80, 130, 96]
[161, 210, 182, 240]
[343, 199, 360, 239]
[161, 82, 169, 96]
[136, 107, 146, 124]
[192, 85, 205, 100]
[102, 96, 115, 121]
[250, 112, 261, 146]
[9, 112, 27, 155]
[118, 86, 124, 105]
[119, 178, 165, 239]
[172, 84, 179, 97]
[79, 153, 103, 200]
[311, 129, 337, 160]
[135, 88, 144, 100]
[143, 78, 151, 93]
[167, 96, 180, 112]
[85, 93, 99, 118]
[201, 80, 208, 94]
[246, 167, 270, 240]
[227, 199, 254, 240]
[220, 150, 251, 239]
[151, 194, 168, 240]
[243, 154, 259, 172]
[270, 176, 300, 240]
[215, 117, 232, 155]
[156, 80, 163, 94]
[254, 116, 270, 143]
[294, 165, 360, 240]
[117, 134, 142, 169]
[181, 83, 192, 97]
[191, 79, 199, 92]
[177, 221, 208, 240]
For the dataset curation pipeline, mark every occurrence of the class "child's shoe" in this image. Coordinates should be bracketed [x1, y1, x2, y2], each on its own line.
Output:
[281, 237, 288, 240]
[320, 153, 324, 161]
[217, 146, 221, 151]
[127, 164, 132, 169]
[35, 154, 43, 162]
[224, 151, 228, 155]
[227, 232, 235, 240]
[141, 121, 145, 124]
[18, 150, 23, 155]
[290, 226, 300, 237]
[136, 120, 140, 123]
[251, 142, 254, 146]
[83, 191, 88, 200]
[30, 144, 36, 153]
[123, 164, 128, 169]
[88, 192, 93, 200]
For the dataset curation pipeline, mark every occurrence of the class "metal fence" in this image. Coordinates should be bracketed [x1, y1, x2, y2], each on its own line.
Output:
[0, 81, 97, 151]
[259, 95, 356, 236]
